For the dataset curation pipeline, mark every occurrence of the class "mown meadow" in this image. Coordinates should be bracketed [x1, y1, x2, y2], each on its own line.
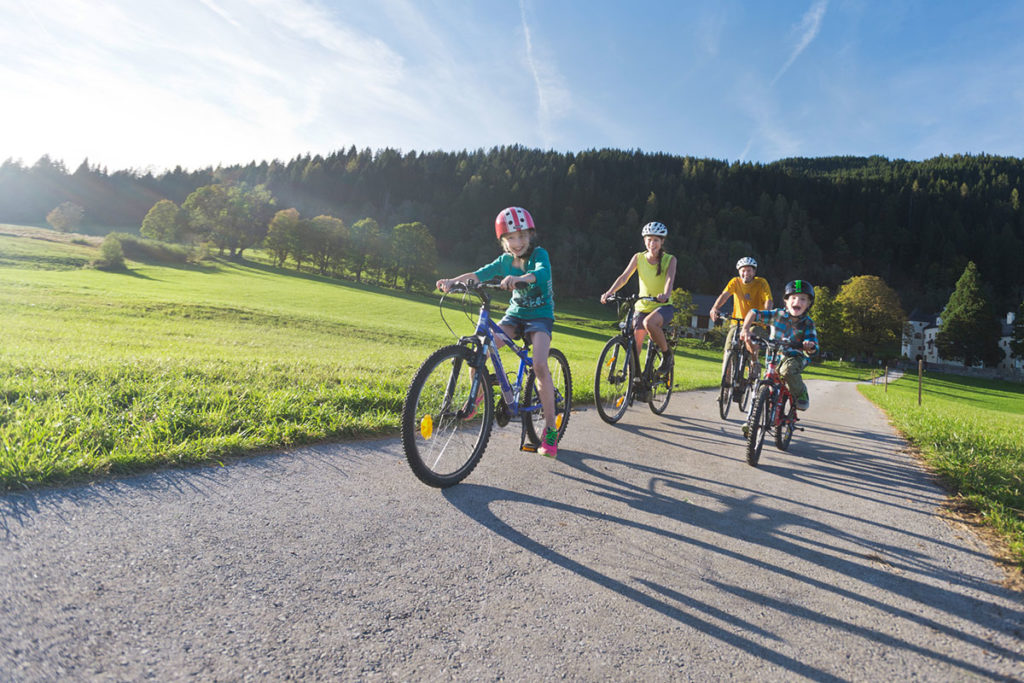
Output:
[0, 226, 728, 489]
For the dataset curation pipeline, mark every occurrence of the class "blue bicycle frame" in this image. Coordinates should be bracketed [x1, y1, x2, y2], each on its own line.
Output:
[468, 304, 542, 418]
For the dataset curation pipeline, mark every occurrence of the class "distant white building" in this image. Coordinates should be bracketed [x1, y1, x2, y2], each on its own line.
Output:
[902, 309, 937, 362]
[901, 309, 1022, 373]
[998, 312, 1023, 372]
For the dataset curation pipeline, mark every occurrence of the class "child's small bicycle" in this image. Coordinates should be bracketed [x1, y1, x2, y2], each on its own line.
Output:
[743, 334, 804, 467]
[593, 292, 677, 424]
[401, 279, 572, 488]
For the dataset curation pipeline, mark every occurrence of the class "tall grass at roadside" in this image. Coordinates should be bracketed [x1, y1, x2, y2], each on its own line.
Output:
[861, 375, 1024, 565]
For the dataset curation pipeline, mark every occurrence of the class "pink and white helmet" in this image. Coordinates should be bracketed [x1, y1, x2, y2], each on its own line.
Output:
[494, 206, 535, 239]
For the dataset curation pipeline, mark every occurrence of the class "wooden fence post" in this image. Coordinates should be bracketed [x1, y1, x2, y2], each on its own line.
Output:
[918, 359, 923, 405]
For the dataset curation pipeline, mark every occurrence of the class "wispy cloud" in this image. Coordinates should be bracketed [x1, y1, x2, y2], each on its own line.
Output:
[771, 0, 828, 87]
[518, 0, 570, 147]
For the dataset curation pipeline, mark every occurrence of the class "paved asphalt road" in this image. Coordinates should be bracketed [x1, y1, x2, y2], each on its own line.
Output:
[1, 379, 1022, 680]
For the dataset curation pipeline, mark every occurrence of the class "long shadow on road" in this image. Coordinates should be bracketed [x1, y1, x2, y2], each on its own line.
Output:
[444, 427, 1024, 679]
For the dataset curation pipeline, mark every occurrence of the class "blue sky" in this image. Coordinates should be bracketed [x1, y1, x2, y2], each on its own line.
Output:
[2, 0, 1023, 173]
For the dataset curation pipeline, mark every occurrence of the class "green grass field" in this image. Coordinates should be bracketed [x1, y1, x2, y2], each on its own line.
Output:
[861, 374, 1024, 565]
[0, 227, 725, 489]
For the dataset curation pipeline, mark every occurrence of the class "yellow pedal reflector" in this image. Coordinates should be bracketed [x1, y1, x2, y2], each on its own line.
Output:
[555, 413, 563, 429]
[419, 414, 433, 439]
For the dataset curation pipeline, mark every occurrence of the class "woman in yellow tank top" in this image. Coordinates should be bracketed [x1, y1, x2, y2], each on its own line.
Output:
[600, 222, 678, 373]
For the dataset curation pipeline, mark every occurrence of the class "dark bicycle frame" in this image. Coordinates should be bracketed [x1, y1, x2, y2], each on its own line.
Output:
[717, 315, 758, 418]
[594, 292, 677, 421]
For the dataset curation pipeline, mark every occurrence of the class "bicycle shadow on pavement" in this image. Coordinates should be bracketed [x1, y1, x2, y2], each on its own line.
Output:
[444, 442, 1024, 679]
[444, 481, 848, 682]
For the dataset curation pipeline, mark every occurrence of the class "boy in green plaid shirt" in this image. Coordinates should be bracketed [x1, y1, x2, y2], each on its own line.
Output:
[740, 280, 819, 410]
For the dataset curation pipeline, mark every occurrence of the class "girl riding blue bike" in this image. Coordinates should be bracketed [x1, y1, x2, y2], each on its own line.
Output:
[435, 207, 560, 457]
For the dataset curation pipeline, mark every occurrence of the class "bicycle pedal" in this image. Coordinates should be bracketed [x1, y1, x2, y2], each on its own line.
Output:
[520, 442, 538, 453]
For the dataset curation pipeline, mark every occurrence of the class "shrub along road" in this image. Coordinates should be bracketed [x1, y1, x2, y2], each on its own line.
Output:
[1, 381, 1021, 679]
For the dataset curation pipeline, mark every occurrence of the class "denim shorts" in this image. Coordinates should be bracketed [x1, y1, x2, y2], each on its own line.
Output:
[635, 305, 675, 328]
[498, 315, 554, 341]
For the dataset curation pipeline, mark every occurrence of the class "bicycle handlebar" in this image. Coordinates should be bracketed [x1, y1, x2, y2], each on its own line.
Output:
[747, 333, 806, 351]
[446, 277, 528, 295]
[602, 292, 661, 304]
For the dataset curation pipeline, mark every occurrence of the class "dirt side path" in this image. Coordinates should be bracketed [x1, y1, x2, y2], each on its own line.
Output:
[1, 380, 1021, 680]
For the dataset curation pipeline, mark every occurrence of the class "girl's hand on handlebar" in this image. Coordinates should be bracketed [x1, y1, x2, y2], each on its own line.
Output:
[437, 277, 475, 293]
[600, 291, 613, 304]
[803, 340, 817, 353]
[499, 275, 527, 290]
[656, 293, 669, 303]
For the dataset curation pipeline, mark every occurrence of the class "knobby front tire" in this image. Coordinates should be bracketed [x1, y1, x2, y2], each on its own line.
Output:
[401, 344, 494, 488]
[774, 392, 796, 451]
[524, 347, 573, 446]
[648, 343, 673, 415]
[594, 337, 632, 424]
[745, 384, 772, 467]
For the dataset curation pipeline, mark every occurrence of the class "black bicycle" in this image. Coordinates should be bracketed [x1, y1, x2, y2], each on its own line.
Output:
[716, 316, 758, 420]
[744, 334, 803, 467]
[594, 293, 678, 424]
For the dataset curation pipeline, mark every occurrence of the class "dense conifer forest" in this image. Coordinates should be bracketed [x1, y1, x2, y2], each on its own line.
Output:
[2, 148, 1022, 313]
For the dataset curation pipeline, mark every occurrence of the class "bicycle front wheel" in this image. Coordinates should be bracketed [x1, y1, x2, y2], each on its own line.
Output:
[647, 342, 673, 415]
[745, 384, 772, 467]
[718, 350, 736, 419]
[524, 347, 572, 446]
[594, 337, 632, 424]
[774, 392, 796, 451]
[401, 344, 493, 488]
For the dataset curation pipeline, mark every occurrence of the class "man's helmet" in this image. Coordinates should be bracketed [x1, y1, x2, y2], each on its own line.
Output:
[494, 207, 535, 239]
[736, 257, 758, 270]
[641, 222, 668, 237]
[784, 280, 815, 305]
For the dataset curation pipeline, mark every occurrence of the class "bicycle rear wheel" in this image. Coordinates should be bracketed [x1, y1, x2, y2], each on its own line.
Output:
[774, 392, 796, 451]
[524, 347, 573, 445]
[594, 337, 632, 424]
[745, 384, 772, 467]
[401, 344, 493, 488]
[718, 350, 736, 419]
[647, 342, 673, 415]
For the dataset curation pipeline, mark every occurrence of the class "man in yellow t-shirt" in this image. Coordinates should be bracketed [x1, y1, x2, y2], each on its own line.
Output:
[710, 257, 773, 373]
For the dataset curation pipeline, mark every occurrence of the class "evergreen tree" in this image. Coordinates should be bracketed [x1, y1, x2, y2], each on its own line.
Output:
[935, 262, 1003, 366]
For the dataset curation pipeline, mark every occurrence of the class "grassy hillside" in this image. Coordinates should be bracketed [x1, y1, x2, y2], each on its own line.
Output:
[0, 226, 728, 489]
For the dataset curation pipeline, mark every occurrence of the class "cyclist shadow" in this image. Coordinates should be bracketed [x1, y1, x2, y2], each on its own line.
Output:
[443, 448, 1023, 678]
[443, 479, 841, 680]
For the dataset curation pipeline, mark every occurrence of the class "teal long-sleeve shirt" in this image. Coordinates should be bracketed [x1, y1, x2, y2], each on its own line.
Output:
[473, 247, 555, 320]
